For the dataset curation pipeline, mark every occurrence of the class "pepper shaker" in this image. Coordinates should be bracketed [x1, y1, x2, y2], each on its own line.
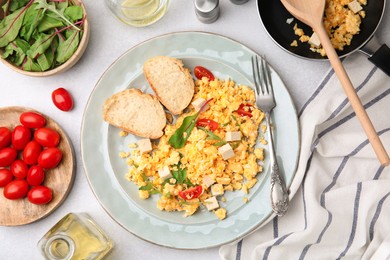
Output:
[194, 0, 220, 24]
[230, 0, 250, 4]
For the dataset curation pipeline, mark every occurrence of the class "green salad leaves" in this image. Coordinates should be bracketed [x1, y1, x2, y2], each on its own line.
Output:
[0, 0, 85, 72]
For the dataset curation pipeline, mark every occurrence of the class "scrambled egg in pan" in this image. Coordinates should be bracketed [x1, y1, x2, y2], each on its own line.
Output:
[123, 77, 265, 219]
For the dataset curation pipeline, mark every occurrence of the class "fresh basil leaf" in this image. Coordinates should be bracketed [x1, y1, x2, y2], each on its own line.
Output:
[0, 6, 28, 47]
[64, 6, 83, 21]
[37, 13, 63, 32]
[22, 56, 41, 71]
[26, 32, 54, 59]
[168, 113, 198, 149]
[55, 29, 79, 63]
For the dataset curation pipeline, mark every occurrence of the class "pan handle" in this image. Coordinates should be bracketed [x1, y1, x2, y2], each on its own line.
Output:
[358, 36, 390, 77]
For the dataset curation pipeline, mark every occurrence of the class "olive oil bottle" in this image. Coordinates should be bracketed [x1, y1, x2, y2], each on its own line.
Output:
[38, 213, 113, 260]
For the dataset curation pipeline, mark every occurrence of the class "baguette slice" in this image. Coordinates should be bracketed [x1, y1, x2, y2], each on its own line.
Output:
[143, 56, 195, 115]
[102, 88, 166, 139]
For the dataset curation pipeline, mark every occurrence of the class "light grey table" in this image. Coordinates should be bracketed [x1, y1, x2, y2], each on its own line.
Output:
[0, 1, 389, 259]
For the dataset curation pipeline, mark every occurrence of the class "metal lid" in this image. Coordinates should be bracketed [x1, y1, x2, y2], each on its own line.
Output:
[194, 0, 220, 24]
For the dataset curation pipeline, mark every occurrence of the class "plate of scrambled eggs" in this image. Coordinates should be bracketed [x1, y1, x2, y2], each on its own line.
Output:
[81, 32, 300, 249]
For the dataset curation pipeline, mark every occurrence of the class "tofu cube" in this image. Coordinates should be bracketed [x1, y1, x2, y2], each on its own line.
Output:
[202, 175, 215, 188]
[191, 98, 209, 112]
[218, 143, 235, 160]
[348, 0, 363, 13]
[137, 139, 152, 154]
[204, 196, 219, 211]
[211, 183, 224, 196]
[308, 32, 321, 48]
[158, 166, 172, 180]
[225, 131, 242, 142]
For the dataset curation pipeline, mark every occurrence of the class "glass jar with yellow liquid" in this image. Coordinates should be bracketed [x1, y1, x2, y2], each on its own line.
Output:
[38, 213, 113, 260]
[106, 0, 169, 27]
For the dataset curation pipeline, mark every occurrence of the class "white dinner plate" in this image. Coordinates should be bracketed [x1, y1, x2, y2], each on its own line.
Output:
[81, 31, 300, 249]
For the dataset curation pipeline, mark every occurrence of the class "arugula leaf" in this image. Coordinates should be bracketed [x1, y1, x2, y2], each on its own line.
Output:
[139, 173, 162, 195]
[64, 5, 83, 21]
[168, 113, 198, 149]
[55, 28, 79, 63]
[34, 0, 80, 31]
[198, 127, 227, 147]
[0, 1, 33, 47]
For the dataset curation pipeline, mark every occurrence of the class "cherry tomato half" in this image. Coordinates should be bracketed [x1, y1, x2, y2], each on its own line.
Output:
[38, 147, 62, 169]
[0, 127, 12, 149]
[3, 179, 29, 200]
[10, 159, 29, 179]
[28, 186, 53, 205]
[12, 125, 31, 150]
[27, 165, 45, 186]
[178, 185, 203, 200]
[194, 66, 215, 81]
[196, 118, 219, 132]
[0, 147, 18, 167]
[52, 88, 74, 112]
[236, 103, 253, 118]
[34, 128, 60, 148]
[0, 168, 13, 187]
[20, 111, 46, 129]
[23, 140, 42, 165]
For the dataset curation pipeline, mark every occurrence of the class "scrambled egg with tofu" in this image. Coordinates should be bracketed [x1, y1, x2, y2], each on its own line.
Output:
[124, 77, 265, 219]
[291, 0, 367, 56]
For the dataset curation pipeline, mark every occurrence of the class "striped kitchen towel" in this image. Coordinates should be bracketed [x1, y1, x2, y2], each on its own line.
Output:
[219, 53, 390, 260]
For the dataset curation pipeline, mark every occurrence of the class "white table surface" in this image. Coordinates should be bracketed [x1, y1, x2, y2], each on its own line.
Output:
[0, 0, 389, 259]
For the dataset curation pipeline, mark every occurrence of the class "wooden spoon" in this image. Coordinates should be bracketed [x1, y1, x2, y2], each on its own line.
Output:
[280, 0, 390, 166]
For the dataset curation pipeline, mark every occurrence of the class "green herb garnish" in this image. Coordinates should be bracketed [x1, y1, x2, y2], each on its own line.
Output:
[139, 173, 161, 195]
[198, 126, 227, 147]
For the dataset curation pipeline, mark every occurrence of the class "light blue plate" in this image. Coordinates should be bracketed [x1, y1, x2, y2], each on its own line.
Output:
[81, 31, 300, 249]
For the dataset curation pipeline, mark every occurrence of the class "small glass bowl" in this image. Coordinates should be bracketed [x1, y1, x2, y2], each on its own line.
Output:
[105, 0, 169, 27]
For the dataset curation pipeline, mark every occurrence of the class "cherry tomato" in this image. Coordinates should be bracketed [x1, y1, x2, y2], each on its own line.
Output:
[27, 165, 45, 186]
[0, 127, 12, 149]
[52, 88, 74, 112]
[34, 128, 60, 147]
[12, 125, 31, 150]
[194, 66, 215, 81]
[178, 185, 203, 200]
[3, 179, 29, 200]
[236, 103, 253, 117]
[10, 159, 29, 179]
[23, 140, 42, 165]
[28, 186, 53, 205]
[0, 168, 13, 187]
[20, 111, 46, 129]
[38, 147, 62, 169]
[0, 147, 18, 167]
[196, 118, 219, 132]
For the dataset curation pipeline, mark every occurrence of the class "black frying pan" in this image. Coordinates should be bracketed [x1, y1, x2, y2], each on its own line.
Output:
[257, 0, 390, 76]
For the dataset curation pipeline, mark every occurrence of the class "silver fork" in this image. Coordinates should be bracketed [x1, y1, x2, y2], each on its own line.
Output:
[251, 55, 289, 217]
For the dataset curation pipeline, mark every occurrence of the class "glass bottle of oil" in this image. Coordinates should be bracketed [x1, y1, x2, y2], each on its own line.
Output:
[38, 213, 113, 260]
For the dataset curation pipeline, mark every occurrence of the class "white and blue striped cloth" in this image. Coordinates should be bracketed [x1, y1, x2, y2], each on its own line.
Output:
[220, 53, 390, 260]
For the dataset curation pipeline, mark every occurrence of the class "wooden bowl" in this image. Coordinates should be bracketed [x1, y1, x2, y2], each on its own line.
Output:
[0, 107, 76, 226]
[0, 0, 90, 77]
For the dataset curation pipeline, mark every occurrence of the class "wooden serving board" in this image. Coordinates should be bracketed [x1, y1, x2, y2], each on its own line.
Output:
[0, 107, 76, 226]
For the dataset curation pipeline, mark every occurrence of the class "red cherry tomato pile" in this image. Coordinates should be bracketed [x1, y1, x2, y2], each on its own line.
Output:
[0, 111, 63, 205]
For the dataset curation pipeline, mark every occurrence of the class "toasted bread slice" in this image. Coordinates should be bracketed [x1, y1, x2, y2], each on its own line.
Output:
[102, 88, 166, 139]
[143, 56, 195, 115]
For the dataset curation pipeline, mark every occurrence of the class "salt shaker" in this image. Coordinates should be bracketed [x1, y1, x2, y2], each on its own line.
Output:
[230, 0, 250, 4]
[194, 0, 220, 24]
[38, 213, 113, 260]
